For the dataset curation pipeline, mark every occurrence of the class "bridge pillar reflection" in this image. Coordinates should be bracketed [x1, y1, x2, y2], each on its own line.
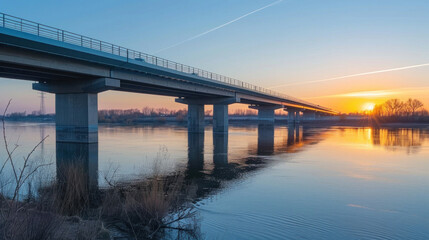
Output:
[187, 132, 205, 171]
[257, 124, 275, 155]
[56, 142, 99, 196]
[287, 125, 295, 146]
[213, 133, 228, 165]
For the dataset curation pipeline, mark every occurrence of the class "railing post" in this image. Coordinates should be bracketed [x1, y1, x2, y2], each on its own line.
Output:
[2, 14, 5, 28]
[37, 24, 40, 36]
[81, 36, 83, 46]
[62, 30, 64, 42]
[20, 19, 22, 31]
[126, 49, 129, 61]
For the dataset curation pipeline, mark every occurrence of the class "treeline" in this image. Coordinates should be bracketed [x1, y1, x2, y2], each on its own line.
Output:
[98, 108, 188, 123]
[1, 107, 277, 123]
[1, 111, 54, 121]
[98, 108, 262, 123]
[373, 98, 428, 117]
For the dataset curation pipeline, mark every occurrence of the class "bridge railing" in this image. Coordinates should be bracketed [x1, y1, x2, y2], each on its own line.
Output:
[0, 12, 333, 112]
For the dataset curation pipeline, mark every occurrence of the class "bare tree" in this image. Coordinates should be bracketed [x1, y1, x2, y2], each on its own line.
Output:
[372, 104, 384, 117]
[384, 99, 404, 116]
[406, 98, 424, 116]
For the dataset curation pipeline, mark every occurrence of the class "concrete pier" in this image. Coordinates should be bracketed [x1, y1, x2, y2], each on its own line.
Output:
[250, 105, 281, 125]
[56, 93, 98, 143]
[296, 111, 302, 123]
[213, 104, 228, 133]
[303, 111, 316, 121]
[188, 104, 205, 133]
[287, 110, 296, 124]
[259, 108, 275, 124]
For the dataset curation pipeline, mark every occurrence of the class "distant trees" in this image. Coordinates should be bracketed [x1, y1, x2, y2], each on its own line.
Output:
[98, 108, 188, 123]
[407, 98, 424, 116]
[230, 109, 257, 116]
[372, 98, 427, 118]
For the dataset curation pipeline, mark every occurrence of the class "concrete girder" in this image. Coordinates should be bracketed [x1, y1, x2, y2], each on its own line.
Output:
[175, 96, 239, 105]
[33, 78, 120, 94]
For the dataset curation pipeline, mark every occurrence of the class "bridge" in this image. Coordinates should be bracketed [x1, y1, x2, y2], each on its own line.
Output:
[0, 12, 336, 144]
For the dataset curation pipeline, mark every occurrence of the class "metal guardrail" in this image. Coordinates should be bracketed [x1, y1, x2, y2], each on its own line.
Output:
[0, 12, 333, 112]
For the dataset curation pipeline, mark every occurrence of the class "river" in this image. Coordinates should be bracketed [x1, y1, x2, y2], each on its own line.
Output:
[1, 122, 428, 239]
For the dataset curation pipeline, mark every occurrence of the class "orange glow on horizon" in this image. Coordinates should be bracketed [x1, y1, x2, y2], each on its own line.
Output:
[361, 103, 375, 112]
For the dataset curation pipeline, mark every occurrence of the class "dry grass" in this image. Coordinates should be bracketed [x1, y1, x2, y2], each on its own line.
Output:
[1, 101, 200, 239]
[0, 202, 59, 240]
[101, 173, 199, 239]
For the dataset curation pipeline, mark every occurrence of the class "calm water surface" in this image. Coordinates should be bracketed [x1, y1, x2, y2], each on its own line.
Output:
[1, 122, 428, 239]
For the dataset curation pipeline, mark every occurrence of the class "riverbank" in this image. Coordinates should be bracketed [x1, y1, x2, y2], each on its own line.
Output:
[3, 117, 429, 129]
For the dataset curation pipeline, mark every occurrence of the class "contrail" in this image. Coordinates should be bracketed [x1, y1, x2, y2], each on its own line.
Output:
[268, 62, 429, 88]
[153, 0, 283, 54]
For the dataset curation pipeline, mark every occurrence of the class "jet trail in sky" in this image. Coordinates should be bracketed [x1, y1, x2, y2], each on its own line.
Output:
[153, 0, 283, 54]
[268, 62, 429, 88]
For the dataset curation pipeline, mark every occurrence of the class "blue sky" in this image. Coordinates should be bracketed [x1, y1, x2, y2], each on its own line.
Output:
[1, 0, 429, 113]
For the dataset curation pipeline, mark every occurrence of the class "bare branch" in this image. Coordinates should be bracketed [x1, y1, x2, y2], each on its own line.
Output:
[1, 99, 18, 183]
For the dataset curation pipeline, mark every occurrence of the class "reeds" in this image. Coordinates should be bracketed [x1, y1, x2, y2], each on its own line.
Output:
[0, 100, 200, 239]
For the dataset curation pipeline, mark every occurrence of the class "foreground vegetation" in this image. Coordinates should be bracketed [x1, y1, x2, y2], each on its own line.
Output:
[0, 101, 200, 240]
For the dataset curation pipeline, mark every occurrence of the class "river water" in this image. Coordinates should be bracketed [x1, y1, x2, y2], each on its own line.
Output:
[1, 122, 428, 239]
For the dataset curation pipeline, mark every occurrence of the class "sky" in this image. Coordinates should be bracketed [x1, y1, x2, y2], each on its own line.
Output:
[1, 0, 429, 114]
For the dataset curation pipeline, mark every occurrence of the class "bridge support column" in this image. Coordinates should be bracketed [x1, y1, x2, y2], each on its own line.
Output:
[33, 78, 120, 143]
[188, 104, 205, 133]
[259, 108, 275, 125]
[303, 111, 316, 121]
[56, 93, 98, 143]
[250, 105, 282, 125]
[213, 104, 228, 133]
[287, 110, 296, 124]
[296, 111, 302, 124]
[176, 97, 238, 133]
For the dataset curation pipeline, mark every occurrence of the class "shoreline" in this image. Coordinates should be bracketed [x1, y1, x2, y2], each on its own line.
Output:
[3, 118, 429, 128]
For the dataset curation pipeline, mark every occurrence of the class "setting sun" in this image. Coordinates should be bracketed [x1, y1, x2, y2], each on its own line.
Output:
[361, 102, 375, 112]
